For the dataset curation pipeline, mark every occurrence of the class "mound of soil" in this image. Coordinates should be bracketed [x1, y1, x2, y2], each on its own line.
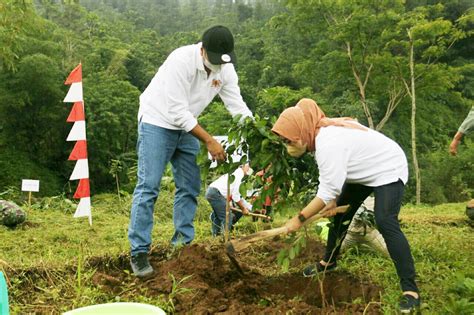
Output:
[92, 237, 382, 314]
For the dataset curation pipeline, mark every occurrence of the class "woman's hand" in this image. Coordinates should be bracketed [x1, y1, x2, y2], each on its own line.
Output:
[285, 217, 302, 233]
[321, 199, 338, 217]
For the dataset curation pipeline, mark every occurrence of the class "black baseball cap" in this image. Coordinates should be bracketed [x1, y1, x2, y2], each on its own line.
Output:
[202, 25, 236, 65]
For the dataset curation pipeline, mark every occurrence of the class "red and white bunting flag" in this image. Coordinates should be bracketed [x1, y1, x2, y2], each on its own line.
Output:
[74, 178, 90, 199]
[64, 82, 83, 103]
[65, 63, 82, 85]
[68, 140, 88, 160]
[67, 121, 86, 141]
[67, 102, 85, 122]
[64, 63, 91, 225]
[70, 159, 89, 180]
[74, 197, 92, 225]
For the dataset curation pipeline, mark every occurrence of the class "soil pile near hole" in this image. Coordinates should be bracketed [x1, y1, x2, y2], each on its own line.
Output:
[92, 237, 382, 314]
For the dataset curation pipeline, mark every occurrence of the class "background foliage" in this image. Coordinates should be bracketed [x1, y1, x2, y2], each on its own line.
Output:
[0, 0, 472, 204]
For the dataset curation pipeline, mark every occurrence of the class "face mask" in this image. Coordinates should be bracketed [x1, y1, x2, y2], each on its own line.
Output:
[286, 142, 307, 158]
[203, 57, 222, 73]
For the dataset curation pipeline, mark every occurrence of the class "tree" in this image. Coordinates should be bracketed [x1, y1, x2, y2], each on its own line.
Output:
[84, 74, 140, 190]
[0, 0, 39, 71]
[388, 4, 468, 203]
[287, 0, 408, 130]
[256, 86, 317, 118]
[0, 54, 68, 168]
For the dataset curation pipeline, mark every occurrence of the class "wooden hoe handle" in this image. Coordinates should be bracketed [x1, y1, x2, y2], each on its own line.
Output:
[230, 207, 272, 221]
[229, 205, 349, 252]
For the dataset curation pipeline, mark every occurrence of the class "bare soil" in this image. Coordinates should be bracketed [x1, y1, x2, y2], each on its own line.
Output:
[91, 237, 382, 314]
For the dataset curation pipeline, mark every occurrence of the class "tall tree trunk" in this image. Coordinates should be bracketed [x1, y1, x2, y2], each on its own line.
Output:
[408, 30, 421, 204]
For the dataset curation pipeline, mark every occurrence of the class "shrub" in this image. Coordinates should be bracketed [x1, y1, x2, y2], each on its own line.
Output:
[420, 139, 473, 204]
[0, 146, 63, 197]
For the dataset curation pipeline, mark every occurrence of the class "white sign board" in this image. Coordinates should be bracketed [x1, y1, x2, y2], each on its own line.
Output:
[21, 179, 40, 192]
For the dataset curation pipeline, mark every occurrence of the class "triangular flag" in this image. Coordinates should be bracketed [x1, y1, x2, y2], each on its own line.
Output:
[67, 102, 85, 122]
[67, 121, 86, 141]
[74, 197, 92, 223]
[65, 64, 82, 85]
[73, 178, 90, 199]
[68, 140, 88, 160]
[70, 159, 89, 180]
[64, 82, 83, 102]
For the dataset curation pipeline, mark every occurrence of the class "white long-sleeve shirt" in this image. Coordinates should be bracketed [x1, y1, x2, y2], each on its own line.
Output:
[315, 125, 408, 204]
[209, 168, 245, 202]
[138, 43, 253, 132]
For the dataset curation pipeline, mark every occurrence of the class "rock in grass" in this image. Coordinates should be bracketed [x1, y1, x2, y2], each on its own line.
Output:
[0, 200, 26, 227]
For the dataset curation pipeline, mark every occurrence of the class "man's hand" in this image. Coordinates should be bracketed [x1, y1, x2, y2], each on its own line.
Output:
[285, 216, 302, 233]
[189, 124, 227, 161]
[241, 207, 250, 215]
[449, 132, 464, 156]
[449, 139, 459, 156]
[207, 138, 226, 161]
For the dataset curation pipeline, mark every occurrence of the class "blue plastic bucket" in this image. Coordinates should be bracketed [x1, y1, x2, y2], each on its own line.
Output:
[0, 271, 9, 315]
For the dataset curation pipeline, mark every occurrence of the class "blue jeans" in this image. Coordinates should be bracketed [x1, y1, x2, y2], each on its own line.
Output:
[128, 122, 200, 255]
[205, 187, 241, 236]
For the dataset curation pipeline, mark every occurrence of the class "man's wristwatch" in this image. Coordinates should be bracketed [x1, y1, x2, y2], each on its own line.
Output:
[297, 211, 306, 223]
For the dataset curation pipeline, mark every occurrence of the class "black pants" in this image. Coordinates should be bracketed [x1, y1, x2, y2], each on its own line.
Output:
[323, 180, 418, 293]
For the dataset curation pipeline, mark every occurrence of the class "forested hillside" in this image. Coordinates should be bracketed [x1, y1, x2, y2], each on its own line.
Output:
[1, 0, 472, 204]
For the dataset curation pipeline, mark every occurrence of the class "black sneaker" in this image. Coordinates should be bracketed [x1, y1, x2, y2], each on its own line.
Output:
[302, 261, 337, 277]
[130, 252, 154, 278]
[399, 294, 421, 314]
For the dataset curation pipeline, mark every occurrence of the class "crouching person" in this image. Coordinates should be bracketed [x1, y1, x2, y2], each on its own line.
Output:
[272, 98, 421, 314]
[206, 163, 252, 236]
[340, 196, 389, 257]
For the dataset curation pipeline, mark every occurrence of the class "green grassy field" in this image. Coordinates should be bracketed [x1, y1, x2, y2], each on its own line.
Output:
[0, 191, 473, 314]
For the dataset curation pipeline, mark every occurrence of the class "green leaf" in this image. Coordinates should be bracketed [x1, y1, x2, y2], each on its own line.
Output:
[294, 242, 300, 256]
[289, 247, 295, 260]
[282, 258, 290, 272]
[277, 249, 288, 266]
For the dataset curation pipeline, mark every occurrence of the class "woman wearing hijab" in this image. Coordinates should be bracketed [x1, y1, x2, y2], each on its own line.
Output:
[272, 98, 420, 314]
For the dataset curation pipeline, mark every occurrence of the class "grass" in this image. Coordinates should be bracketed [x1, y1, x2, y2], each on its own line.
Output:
[340, 202, 474, 314]
[0, 191, 473, 314]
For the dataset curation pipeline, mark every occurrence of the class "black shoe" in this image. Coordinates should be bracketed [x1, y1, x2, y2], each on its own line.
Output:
[302, 261, 337, 277]
[399, 294, 421, 314]
[130, 252, 154, 278]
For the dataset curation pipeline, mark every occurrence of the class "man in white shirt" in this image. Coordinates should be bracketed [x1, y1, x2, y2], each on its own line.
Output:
[206, 163, 252, 236]
[128, 25, 253, 278]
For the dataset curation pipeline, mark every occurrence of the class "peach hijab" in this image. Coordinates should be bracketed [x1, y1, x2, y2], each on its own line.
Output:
[271, 98, 366, 152]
